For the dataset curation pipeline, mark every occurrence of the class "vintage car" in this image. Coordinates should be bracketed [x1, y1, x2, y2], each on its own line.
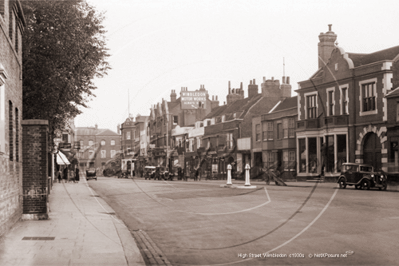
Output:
[337, 163, 387, 190]
[86, 167, 97, 181]
[144, 166, 156, 180]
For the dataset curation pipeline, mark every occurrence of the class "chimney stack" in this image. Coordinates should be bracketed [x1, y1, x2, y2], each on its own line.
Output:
[248, 79, 258, 98]
[170, 89, 177, 102]
[318, 24, 337, 69]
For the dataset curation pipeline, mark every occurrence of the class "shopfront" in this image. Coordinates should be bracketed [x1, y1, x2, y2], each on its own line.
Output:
[297, 128, 348, 180]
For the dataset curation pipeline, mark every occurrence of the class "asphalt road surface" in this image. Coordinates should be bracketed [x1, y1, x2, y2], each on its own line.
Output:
[87, 176, 399, 265]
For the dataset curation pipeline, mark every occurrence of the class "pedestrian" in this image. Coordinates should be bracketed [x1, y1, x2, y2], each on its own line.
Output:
[194, 168, 199, 181]
[75, 166, 80, 183]
[57, 168, 62, 183]
[63, 167, 68, 183]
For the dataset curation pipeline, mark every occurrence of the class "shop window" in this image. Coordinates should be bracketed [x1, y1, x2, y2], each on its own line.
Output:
[308, 137, 317, 173]
[337, 135, 347, 172]
[325, 135, 335, 173]
[299, 139, 306, 173]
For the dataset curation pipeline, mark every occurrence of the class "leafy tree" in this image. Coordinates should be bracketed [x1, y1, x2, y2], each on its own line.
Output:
[22, 0, 110, 137]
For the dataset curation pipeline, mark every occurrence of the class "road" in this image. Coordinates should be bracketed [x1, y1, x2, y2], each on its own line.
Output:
[87, 176, 399, 265]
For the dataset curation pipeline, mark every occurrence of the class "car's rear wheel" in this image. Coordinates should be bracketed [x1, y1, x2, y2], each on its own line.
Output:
[361, 179, 371, 190]
[338, 178, 346, 189]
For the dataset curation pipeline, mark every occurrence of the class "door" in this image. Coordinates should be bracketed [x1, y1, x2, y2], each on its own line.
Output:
[363, 133, 381, 170]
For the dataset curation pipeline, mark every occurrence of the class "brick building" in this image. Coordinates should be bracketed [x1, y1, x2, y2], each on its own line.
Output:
[252, 96, 297, 181]
[296, 25, 399, 180]
[200, 78, 291, 179]
[75, 126, 121, 172]
[148, 85, 218, 169]
[0, 0, 25, 236]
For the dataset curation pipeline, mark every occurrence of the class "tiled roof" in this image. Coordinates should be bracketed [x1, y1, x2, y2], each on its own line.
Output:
[204, 105, 227, 119]
[273, 96, 297, 112]
[348, 45, 399, 67]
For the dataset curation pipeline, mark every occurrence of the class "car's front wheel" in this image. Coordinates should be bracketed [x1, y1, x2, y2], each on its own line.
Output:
[338, 178, 346, 189]
[360, 179, 371, 190]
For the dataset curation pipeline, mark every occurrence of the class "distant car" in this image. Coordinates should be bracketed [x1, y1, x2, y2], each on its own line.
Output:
[86, 168, 97, 181]
[337, 163, 387, 190]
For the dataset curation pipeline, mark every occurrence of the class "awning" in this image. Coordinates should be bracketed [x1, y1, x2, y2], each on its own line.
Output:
[56, 151, 70, 165]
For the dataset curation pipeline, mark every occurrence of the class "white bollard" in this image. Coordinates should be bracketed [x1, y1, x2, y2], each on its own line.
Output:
[244, 164, 251, 186]
[226, 164, 232, 185]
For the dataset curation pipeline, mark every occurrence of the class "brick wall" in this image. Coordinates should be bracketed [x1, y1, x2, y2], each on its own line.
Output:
[21, 120, 49, 220]
[0, 0, 24, 237]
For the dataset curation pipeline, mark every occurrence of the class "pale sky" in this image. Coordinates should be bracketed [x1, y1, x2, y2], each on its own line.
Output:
[75, 0, 399, 132]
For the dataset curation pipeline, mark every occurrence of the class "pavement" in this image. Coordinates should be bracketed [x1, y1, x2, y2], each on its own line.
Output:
[0, 175, 145, 266]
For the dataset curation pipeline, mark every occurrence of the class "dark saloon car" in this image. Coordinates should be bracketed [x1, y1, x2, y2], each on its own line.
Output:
[337, 163, 387, 190]
[86, 168, 97, 181]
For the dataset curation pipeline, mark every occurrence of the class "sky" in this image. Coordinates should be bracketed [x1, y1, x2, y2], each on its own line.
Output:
[75, 0, 399, 132]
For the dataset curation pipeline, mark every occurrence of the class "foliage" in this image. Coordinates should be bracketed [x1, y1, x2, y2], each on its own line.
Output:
[22, 0, 110, 135]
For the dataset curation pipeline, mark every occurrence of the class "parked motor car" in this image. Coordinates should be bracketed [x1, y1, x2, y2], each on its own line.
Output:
[86, 167, 97, 181]
[144, 166, 156, 180]
[337, 163, 387, 190]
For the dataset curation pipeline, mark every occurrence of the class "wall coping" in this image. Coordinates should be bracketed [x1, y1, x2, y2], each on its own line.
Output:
[22, 120, 49, 125]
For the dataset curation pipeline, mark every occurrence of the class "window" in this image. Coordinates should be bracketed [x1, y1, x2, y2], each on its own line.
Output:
[328, 89, 334, 116]
[207, 120, 211, 126]
[277, 123, 283, 140]
[111, 150, 116, 158]
[101, 150, 106, 158]
[299, 138, 306, 173]
[283, 119, 288, 139]
[80, 140, 83, 147]
[89, 140, 93, 146]
[288, 118, 295, 138]
[267, 122, 273, 140]
[111, 140, 115, 145]
[89, 150, 94, 159]
[337, 134, 347, 171]
[9, 9, 13, 41]
[101, 140, 105, 146]
[262, 122, 267, 140]
[9, 101, 13, 161]
[126, 131, 131, 140]
[173, 116, 178, 124]
[196, 137, 201, 149]
[15, 108, 18, 162]
[0, 83, 5, 153]
[255, 124, 260, 141]
[307, 94, 317, 119]
[308, 137, 317, 173]
[341, 86, 348, 115]
[362, 82, 376, 112]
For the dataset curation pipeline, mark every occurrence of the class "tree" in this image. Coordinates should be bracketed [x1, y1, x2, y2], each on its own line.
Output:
[22, 0, 110, 137]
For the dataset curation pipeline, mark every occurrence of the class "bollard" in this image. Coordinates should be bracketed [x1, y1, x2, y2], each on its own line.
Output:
[236, 164, 257, 189]
[244, 164, 251, 186]
[226, 164, 233, 185]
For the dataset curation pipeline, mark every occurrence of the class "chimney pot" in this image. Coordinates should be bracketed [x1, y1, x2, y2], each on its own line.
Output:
[253, 79, 255, 84]
[250, 80, 252, 85]
[282, 76, 286, 83]
[328, 24, 332, 31]
[263, 76, 266, 82]
[287, 76, 290, 84]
